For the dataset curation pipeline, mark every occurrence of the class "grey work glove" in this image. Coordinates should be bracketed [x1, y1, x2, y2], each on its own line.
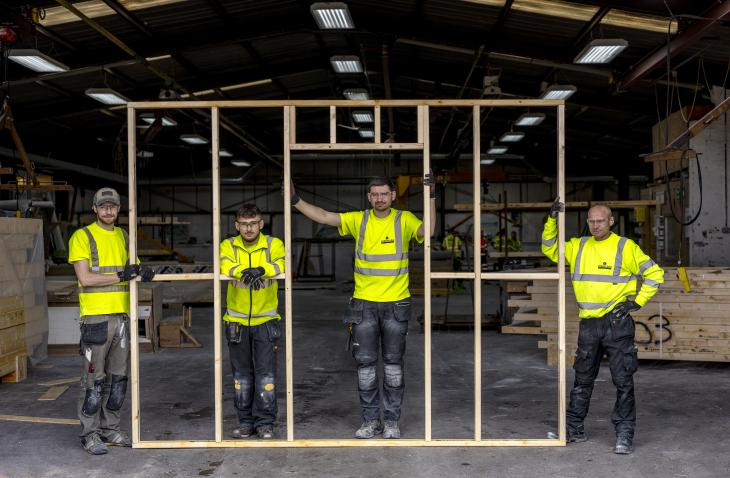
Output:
[423, 169, 436, 199]
[242, 267, 266, 290]
[140, 266, 156, 282]
[612, 300, 640, 319]
[549, 197, 565, 218]
[117, 264, 140, 282]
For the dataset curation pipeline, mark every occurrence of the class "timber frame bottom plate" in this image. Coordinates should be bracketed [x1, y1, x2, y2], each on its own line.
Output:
[134, 438, 566, 448]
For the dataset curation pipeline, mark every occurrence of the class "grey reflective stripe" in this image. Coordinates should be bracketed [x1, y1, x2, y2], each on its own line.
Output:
[573, 236, 635, 283]
[79, 285, 129, 294]
[97, 266, 124, 273]
[571, 237, 590, 281]
[265, 236, 282, 274]
[226, 308, 278, 319]
[542, 235, 557, 247]
[228, 265, 240, 277]
[121, 229, 129, 251]
[639, 259, 657, 274]
[577, 295, 630, 310]
[83, 227, 100, 272]
[231, 279, 275, 289]
[354, 267, 408, 276]
[354, 210, 407, 262]
[573, 274, 638, 283]
[228, 238, 237, 262]
[643, 279, 661, 287]
[613, 237, 627, 279]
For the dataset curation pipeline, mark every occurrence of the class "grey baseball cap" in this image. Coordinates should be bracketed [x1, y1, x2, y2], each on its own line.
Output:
[93, 187, 121, 206]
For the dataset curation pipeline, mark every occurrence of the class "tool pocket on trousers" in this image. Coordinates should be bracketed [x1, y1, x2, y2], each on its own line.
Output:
[80, 321, 108, 346]
[393, 299, 412, 322]
[265, 320, 281, 341]
[573, 348, 592, 374]
[624, 348, 638, 375]
[343, 297, 364, 325]
[225, 322, 243, 344]
[610, 316, 636, 341]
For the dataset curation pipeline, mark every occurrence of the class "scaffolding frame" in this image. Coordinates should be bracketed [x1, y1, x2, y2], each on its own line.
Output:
[125, 99, 566, 448]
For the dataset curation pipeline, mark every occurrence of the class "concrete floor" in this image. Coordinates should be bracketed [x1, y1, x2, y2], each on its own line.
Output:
[1, 288, 729, 478]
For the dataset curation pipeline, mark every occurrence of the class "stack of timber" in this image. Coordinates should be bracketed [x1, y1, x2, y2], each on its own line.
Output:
[0, 218, 49, 381]
[503, 267, 730, 366]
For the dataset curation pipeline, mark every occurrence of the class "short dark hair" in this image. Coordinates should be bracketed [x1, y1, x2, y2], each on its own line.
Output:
[367, 177, 395, 193]
[236, 203, 262, 219]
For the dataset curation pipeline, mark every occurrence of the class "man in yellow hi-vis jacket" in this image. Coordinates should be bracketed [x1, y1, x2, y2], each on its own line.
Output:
[289, 175, 435, 439]
[542, 199, 664, 455]
[220, 204, 285, 440]
[69, 187, 155, 455]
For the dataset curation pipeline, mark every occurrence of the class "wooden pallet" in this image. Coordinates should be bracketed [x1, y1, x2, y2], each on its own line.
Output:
[1, 353, 27, 383]
[159, 317, 201, 348]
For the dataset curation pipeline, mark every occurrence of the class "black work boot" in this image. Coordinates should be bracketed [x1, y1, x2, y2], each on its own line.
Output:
[567, 428, 588, 443]
[614, 434, 634, 454]
[231, 423, 254, 439]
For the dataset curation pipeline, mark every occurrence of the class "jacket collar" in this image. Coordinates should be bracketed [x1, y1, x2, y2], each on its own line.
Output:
[232, 233, 268, 251]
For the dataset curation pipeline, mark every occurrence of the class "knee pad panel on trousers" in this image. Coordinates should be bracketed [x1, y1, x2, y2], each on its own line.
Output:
[82, 379, 105, 417]
[106, 374, 128, 411]
[233, 376, 252, 410]
[357, 365, 377, 391]
[258, 373, 276, 407]
[383, 363, 403, 388]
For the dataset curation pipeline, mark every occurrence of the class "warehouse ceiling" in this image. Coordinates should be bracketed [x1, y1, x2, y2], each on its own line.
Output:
[1, 0, 729, 188]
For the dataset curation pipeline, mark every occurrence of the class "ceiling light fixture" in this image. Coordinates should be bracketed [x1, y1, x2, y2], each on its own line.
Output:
[180, 134, 208, 145]
[487, 146, 508, 155]
[358, 128, 374, 139]
[136, 150, 154, 159]
[574, 39, 628, 64]
[480, 158, 496, 165]
[85, 88, 130, 105]
[500, 132, 525, 142]
[515, 113, 546, 126]
[310, 2, 355, 29]
[8, 49, 69, 72]
[352, 110, 373, 123]
[343, 88, 370, 100]
[231, 159, 251, 167]
[540, 84, 577, 100]
[140, 113, 177, 126]
[330, 55, 363, 74]
[211, 148, 233, 157]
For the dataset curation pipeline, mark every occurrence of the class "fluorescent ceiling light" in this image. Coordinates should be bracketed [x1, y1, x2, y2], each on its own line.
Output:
[541, 85, 576, 100]
[8, 49, 69, 72]
[210, 148, 233, 157]
[231, 159, 251, 167]
[330, 55, 363, 74]
[480, 158, 496, 165]
[311, 2, 354, 29]
[343, 88, 369, 100]
[85, 88, 129, 105]
[352, 110, 373, 123]
[358, 129, 374, 139]
[180, 134, 208, 145]
[500, 132, 525, 142]
[574, 39, 628, 64]
[140, 113, 177, 126]
[487, 146, 508, 155]
[137, 150, 154, 159]
[515, 113, 546, 126]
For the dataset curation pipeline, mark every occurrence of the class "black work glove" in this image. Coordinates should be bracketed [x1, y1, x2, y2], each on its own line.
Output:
[423, 168, 436, 199]
[242, 267, 266, 289]
[549, 196, 565, 218]
[140, 266, 156, 282]
[612, 300, 640, 319]
[281, 179, 300, 206]
[117, 264, 140, 282]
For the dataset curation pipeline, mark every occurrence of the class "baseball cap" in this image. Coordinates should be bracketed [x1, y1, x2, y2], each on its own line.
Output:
[93, 187, 121, 207]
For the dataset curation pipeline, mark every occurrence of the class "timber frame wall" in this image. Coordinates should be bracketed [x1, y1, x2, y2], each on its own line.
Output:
[125, 99, 567, 448]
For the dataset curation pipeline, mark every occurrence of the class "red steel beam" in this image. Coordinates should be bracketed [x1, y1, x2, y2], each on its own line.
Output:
[616, 0, 730, 92]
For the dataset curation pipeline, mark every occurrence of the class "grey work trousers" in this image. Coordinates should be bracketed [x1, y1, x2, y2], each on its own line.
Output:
[77, 313, 130, 439]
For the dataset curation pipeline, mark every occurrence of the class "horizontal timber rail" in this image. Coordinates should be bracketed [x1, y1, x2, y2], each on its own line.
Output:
[128, 99, 565, 109]
[134, 439, 565, 448]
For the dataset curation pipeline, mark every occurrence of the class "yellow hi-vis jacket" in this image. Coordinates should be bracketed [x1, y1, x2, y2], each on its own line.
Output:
[68, 222, 131, 317]
[339, 208, 423, 302]
[220, 233, 285, 326]
[442, 233, 463, 259]
[541, 217, 664, 318]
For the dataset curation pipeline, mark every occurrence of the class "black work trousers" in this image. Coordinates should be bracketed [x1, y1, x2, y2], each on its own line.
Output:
[567, 313, 638, 438]
[344, 298, 411, 422]
[226, 320, 280, 428]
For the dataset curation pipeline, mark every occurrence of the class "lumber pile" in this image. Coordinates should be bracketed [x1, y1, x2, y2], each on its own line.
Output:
[503, 267, 730, 366]
[0, 218, 48, 381]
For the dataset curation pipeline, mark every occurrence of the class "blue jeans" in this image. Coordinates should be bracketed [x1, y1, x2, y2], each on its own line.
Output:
[344, 298, 411, 422]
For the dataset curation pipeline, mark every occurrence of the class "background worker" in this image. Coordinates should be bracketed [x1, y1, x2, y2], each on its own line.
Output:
[68, 187, 155, 455]
[442, 228, 464, 289]
[509, 230, 522, 252]
[289, 175, 435, 439]
[542, 199, 664, 455]
[220, 204, 285, 440]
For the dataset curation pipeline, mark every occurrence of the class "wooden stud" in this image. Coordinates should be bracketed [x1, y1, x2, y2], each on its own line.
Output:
[557, 103, 567, 443]
[211, 107, 223, 442]
[472, 105, 482, 441]
[0, 414, 78, 426]
[374, 105, 381, 144]
[289, 143, 423, 151]
[127, 105, 141, 445]
[289, 106, 296, 145]
[38, 385, 68, 401]
[329, 106, 337, 144]
[283, 106, 295, 442]
[132, 438, 565, 448]
[421, 105, 432, 441]
[38, 377, 78, 387]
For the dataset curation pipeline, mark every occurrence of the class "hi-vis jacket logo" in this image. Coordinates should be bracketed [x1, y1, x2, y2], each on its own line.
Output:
[381, 235, 395, 244]
[597, 261, 612, 270]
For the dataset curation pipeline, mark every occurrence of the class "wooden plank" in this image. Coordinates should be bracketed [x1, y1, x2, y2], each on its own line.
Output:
[38, 385, 69, 401]
[454, 200, 657, 211]
[127, 104, 141, 445]
[132, 438, 565, 448]
[212, 106, 223, 443]
[471, 104, 481, 442]
[0, 414, 78, 426]
[284, 106, 295, 442]
[128, 99, 566, 109]
[38, 376, 78, 387]
[289, 143, 424, 151]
